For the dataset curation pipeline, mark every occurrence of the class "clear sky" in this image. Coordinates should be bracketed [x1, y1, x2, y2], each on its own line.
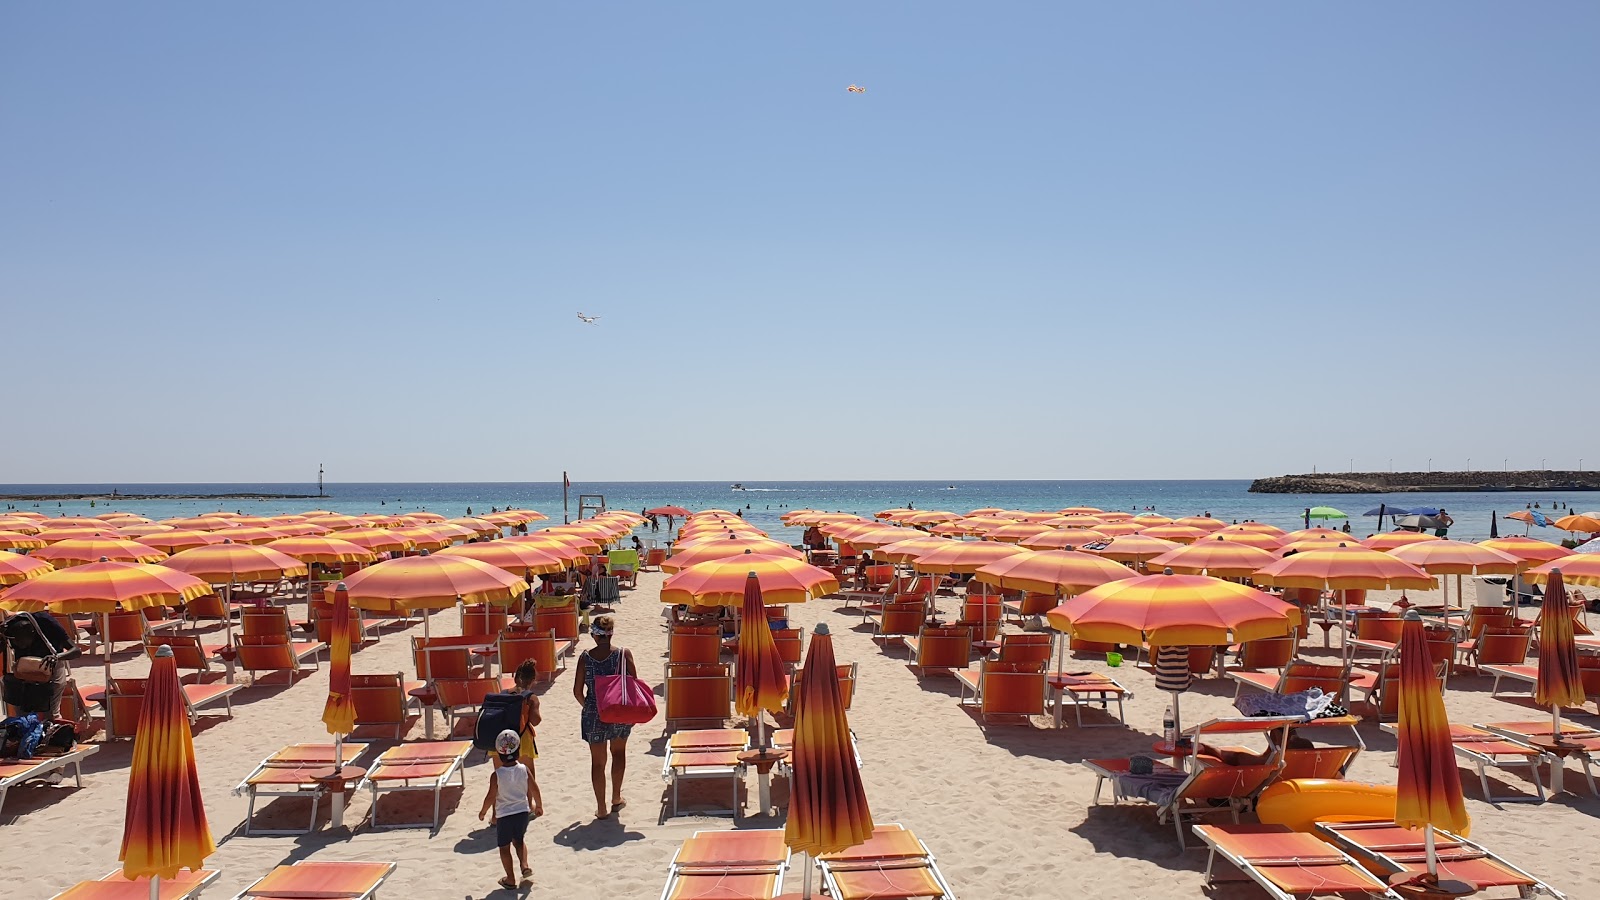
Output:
[3, 3, 1596, 483]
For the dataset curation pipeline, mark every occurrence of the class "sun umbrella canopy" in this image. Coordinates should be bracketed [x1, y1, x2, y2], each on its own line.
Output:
[36, 526, 127, 544]
[1046, 570, 1300, 645]
[1019, 529, 1110, 551]
[660, 553, 838, 607]
[646, 506, 692, 517]
[1130, 515, 1173, 528]
[325, 528, 414, 554]
[1307, 507, 1348, 520]
[161, 543, 309, 584]
[1219, 522, 1287, 537]
[1392, 611, 1471, 839]
[448, 517, 503, 536]
[34, 537, 166, 567]
[159, 517, 236, 531]
[1050, 515, 1108, 528]
[1524, 555, 1600, 587]
[1148, 537, 1279, 578]
[120, 646, 216, 881]
[974, 548, 1135, 595]
[1088, 534, 1180, 563]
[784, 622, 873, 857]
[341, 554, 529, 610]
[0, 531, 47, 550]
[910, 541, 1025, 574]
[1059, 507, 1105, 515]
[871, 536, 954, 564]
[1173, 516, 1227, 532]
[735, 575, 789, 716]
[436, 542, 568, 575]
[264, 536, 375, 566]
[1252, 545, 1437, 591]
[986, 523, 1053, 543]
[1139, 524, 1210, 544]
[0, 561, 212, 614]
[1360, 532, 1441, 552]
[1389, 540, 1520, 575]
[846, 527, 930, 549]
[0, 553, 53, 585]
[1535, 570, 1587, 711]
[1197, 530, 1281, 551]
[664, 538, 803, 573]
[1477, 537, 1571, 566]
[1554, 514, 1600, 533]
[135, 530, 226, 553]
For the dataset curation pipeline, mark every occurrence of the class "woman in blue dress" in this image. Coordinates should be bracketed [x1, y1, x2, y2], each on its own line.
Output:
[572, 614, 637, 819]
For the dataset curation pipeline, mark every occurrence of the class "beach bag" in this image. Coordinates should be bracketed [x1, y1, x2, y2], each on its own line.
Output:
[595, 668, 657, 725]
[11, 616, 56, 684]
[473, 691, 528, 753]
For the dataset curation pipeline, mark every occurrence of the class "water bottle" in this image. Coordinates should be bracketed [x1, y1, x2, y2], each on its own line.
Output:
[1162, 706, 1176, 745]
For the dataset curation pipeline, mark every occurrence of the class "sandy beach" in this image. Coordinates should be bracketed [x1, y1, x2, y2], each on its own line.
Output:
[6, 573, 1600, 899]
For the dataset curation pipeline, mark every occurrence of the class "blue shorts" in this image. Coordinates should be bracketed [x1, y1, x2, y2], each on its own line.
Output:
[496, 811, 529, 847]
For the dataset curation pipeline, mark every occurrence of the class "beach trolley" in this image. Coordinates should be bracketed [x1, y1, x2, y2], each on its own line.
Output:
[228, 861, 397, 900]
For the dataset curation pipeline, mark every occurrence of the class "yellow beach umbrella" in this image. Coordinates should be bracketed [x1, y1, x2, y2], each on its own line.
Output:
[1148, 537, 1279, 578]
[0, 552, 53, 584]
[0, 531, 47, 550]
[661, 552, 838, 607]
[34, 536, 165, 567]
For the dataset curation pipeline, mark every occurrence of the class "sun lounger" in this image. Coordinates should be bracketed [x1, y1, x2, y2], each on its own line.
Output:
[227, 861, 396, 900]
[1048, 672, 1132, 728]
[350, 673, 425, 739]
[1230, 660, 1346, 700]
[771, 726, 863, 773]
[661, 728, 749, 819]
[815, 823, 956, 900]
[144, 633, 230, 680]
[660, 829, 789, 900]
[1318, 821, 1566, 899]
[235, 742, 372, 835]
[1084, 716, 1302, 849]
[954, 660, 1046, 724]
[1480, 720, 1600, 797]
[1194, 824, 1401, 899]
[359, 740, 472, 830]
[0, 744, 99, 813]
[97, 678, 242, 739]
[498, 630, 572, 683]
[51, 868, 218, 900]
[664, 662, 733, 733]
[1376, 721, 1547, 803]
[905, 626, 972, 676]
[433, 675, 514, 737]
[1482, 663, 1539, 699]
[234, 634, 323, 685]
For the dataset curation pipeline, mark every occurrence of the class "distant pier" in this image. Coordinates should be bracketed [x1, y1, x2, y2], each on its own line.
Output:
[1249, 471, 1600, 495]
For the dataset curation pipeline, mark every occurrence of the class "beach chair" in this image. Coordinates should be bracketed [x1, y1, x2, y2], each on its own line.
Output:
[411, 634, 494, 681]
[607, 549, 639, 588]
[1231, 660, 1346, 700]
[995, 631, 1052, 664]
[815, 823, 957, 900]
[1377, 721, 1547, 802]
[1048, 672, 1132, 728]
[100, 609, 182, 652]
[351, 673, 424, 739]
[460, 603, 508, 637]
[664, 662, 733, 733]
[533, 598, 581, 643]
[661, 728, 749, 819]
[0, 744, 98, 813]
[101, 677, 241, 739]
[787, 662, 857, 714]
[1481, 720, 1600, 797]
[1458, 626, 1530, 673]
[1084, 716, 1300, 849]
[498, 629, 569, 683]
[870, 601, 927, 646]
[359, 740, 473, 831]
[955, 595, 1004, 644]
[660, 829, 790, 900]
[227, 861, 396, 900]
[1230, 634, 1297, 676]
[905, 626, 972, 677]
[240, 606, 308, 640]
[668, 625, 724, 674]
[1317, 821, 1567, 899]
[772, 626, 803, 668]
[234, 634, 323, 685]
[182, 591, 245, 624]
[771, 726, 864, 773]
[236, 742, 372, 835]
[433, 675, 514, 737]
[143, 633, 230, 681]
[643, 547, 667, 572]
[50, 869, 219, 900]
[1193, 824, 1402, 899]
[954, 660, 1046, 725]
[1003, 591, 1058, 626]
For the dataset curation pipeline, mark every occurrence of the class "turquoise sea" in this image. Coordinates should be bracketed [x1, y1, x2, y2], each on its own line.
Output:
[2, 481, 1591, 545]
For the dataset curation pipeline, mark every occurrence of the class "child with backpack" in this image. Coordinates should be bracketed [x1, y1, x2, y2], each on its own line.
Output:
[479, 729, 536, 890]
[474, 659, 544, 817]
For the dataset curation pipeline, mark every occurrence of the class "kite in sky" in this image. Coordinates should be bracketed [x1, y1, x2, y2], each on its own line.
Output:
[846, 84, 866, 93]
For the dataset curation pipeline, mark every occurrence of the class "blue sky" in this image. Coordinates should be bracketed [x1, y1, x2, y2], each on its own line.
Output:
[3, 3, 1595, 482]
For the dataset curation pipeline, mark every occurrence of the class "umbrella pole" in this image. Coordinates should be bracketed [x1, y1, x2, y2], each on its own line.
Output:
[1425, 825, 1439, 879]
[422, 612, 435, 739]
[754, 712, 771, 816]
[1551, 703, 1566, 794]
[102, 611, 113, 737]
[150, 875, 159, 900]
[330, 732, 347, 828]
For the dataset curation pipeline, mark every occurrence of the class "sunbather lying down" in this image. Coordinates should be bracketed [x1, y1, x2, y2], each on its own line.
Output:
[1194, 732, 1313, 767]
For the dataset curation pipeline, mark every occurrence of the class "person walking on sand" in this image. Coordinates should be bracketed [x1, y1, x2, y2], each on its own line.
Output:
[573, 614, 635, 818]
[507, 659, 544, 817]
[479, 730, 535, 890]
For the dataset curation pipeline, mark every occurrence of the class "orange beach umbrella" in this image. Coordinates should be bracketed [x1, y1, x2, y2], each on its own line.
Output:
[1020, 529, 1110, 550]
[0, 552, 53, 584]
[1046, 570, 1300, 645]
[265, 536, 375, 566]
[1392, 610, 1471, 889]
[871, 537, 953, 564]
[785, 621, 873, 858]
[119, 645, 216, 886]
[1148, 537, 1279, 578]
[135, 530, 226, 554]
[437, 541, 567, 576]
[1525, 555, 1600, 588]
[661, 552, 838, 607]
[0, 531, 47, 550]
[1087, 534, 1179, 565]
[1360, 531, 1440, 552]
[1553, 514, 1600, 534]
[34, 536, 165, 567]
[340, 553, 529, 611]
[1535, 569, 1586, 745]
[663, 537, 803, 573]
[1139, 524, 1210, 544]
[735, 574, 789, 719]
[161, 542, 309, 584]
[1476, 537, 1571, 567]
[321, 584, 357, 823]
[973, 548, 1134, 597]
[909, 541, 1024, 574]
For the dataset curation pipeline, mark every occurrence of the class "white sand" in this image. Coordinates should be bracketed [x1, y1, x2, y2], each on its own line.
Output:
[6, 575, 1600, 898]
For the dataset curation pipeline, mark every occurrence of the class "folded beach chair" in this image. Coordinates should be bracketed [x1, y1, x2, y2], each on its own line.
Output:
[227, 861, 396, 900]
[1480, 720, 1600, 797]
[815, 823, 956, 900]
[1047, 672, 1131, 728]
[359, 740, 473, 831]
[1193, 823, 1402, 899]
[350, 673, 424, 739]
[234, 634, 323, 685]
[1375, 721, 1546, 802]
[664, 662, 733, 733]
[661, 728, 749, 819]
[0, 743, 99, 814]
[100, 677, 241, 739]
[660, 829, 790, 900]
[1084, 716, 1301, 849]
[1317, 821, 1567, 899]
[236, 742, 372, 835]
[50, 868, 218, 900]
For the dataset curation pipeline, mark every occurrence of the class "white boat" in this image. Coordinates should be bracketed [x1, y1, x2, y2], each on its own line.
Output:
[730, 483, 746, 491]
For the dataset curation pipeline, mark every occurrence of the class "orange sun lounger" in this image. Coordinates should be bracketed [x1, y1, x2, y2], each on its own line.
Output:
[1480, 720, 1600, 797]
[1379, 721, 1547, 803]
[1193, 824, 1400, 899]
[235, 742, 372, 835]
[1048, 671, 1132, 728]
[661, 728, 750, 819]
[815, 823, 955, 900]
[1317, 821, 1566, 899]
[227, 861, 397, 900]
[358, 740, 472, 831]
[0, 743, 99, 814]
[50, 868, 219, 900]
[660, 829, 790, 900]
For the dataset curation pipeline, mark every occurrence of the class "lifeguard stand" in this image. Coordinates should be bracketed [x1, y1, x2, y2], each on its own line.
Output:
[578, 494, 607, 520]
